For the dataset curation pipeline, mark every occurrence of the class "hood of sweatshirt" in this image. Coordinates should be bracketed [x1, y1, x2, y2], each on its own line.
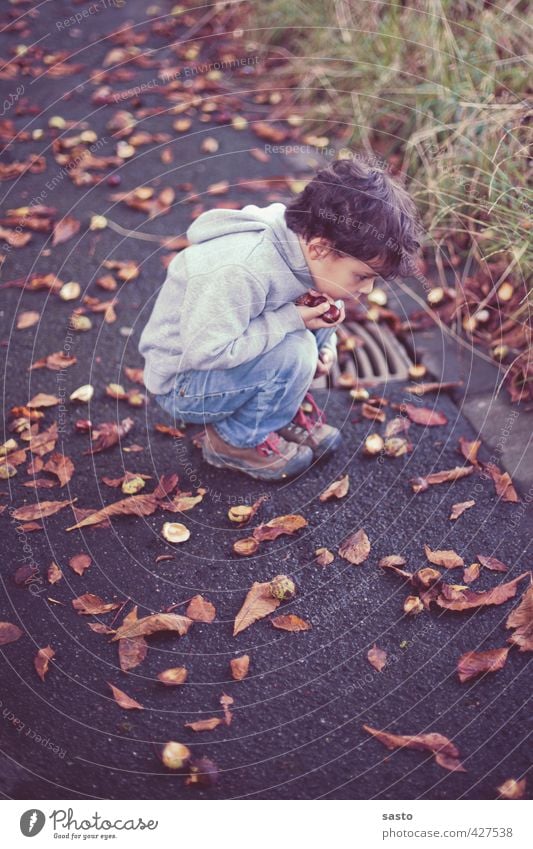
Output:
[185, 201, 313, 284]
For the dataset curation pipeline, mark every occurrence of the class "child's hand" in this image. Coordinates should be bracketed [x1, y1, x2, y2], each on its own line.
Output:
[314, 347, 336, 378]
[295, 290, 345, 330]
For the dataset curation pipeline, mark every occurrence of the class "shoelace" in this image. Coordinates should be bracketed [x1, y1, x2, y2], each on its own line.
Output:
[255, 432, 284, 457]
[293, 392, 327, 433]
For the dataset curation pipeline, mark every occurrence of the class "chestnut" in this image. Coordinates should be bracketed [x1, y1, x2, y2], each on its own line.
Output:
[296, 291, 341, 324]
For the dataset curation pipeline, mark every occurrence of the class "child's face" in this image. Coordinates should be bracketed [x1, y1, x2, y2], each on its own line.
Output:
[298, 235, 382, 302]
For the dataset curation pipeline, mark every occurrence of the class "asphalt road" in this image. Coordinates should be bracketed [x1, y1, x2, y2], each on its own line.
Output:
[0, 0, 531, 801]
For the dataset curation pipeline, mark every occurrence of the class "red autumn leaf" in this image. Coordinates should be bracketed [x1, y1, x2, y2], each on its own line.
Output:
[186, 595, 216, 623]
[68, 553, 92, 576]
[230, 655, 250, 681]
[34, 645, 55, 681]
[363, 724, 465, 772]
[506, 584, 533, 652]
[11, 498, 76, 521]
[338, 528, 370, 565]
[319, 474, 350, 501]
[118, 606, 148, 672]
[457, 647, 509, 683]
[367, 645, 387, 672]
[401, 403, 448, 426]
[72, 593, 120, 615]
[43, 452, 75, 487]
[108, 682, 143, 710]
[0, 622, 24, 645]
[52, 216, 81, 246]
[271, 614, 312, 632]
[111, 613, 192, 641]
[424, 544, 464, 569]
[477, 554, 509, 573]
[436, 572, 530, 611]
[233, 581, 280, 636]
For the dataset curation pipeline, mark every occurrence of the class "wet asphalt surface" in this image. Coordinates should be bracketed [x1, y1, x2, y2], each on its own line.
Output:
[0, 0, 531, 800]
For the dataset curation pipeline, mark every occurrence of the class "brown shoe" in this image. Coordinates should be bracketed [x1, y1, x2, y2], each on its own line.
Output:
[201, 424, 314, 481]
[277, 392, 342, 459]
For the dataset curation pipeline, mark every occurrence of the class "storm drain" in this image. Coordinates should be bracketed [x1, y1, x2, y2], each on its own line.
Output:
[312, 321, 413, 388]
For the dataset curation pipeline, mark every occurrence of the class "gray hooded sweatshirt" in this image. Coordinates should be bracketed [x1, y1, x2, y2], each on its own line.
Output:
[138, 201, 338, 395]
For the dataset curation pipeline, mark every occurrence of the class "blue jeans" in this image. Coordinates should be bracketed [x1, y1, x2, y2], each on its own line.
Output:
[154, 326, 335, 448]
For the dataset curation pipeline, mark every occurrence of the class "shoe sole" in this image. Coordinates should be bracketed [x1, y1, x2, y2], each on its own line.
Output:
[201, 444, 314, 481]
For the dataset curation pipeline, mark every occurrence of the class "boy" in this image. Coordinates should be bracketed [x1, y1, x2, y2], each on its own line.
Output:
[138, 158, 422, 481]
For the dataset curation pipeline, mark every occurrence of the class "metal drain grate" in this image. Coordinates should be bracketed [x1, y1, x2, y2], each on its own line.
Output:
[312, 321, 413, 388]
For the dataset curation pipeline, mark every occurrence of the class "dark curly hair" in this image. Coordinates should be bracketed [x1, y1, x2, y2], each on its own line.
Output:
[285, 158, 424, 279]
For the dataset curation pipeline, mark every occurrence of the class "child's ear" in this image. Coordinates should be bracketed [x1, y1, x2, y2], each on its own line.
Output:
[308, 237, 334, 260]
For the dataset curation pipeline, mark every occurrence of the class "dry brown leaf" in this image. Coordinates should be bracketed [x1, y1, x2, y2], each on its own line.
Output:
[112, 612, 192, 641]
[497, 777, 526, 799]
[367, 645, 387, 672]
[424, 544, 464, 569]
[118, 606, 148, 672]
[252, 513, 307, 542]
[0, 622, 24, 645]
[362, 402, 386, 422]
[477, 554, 509, 573]
[16, 310, 41, 330]
[230, 655, 250, 681]
[52, 216, 80, 246]
[406, 381, 462, 395]
[186, 595, 216, 623]
[29, 351, 77, 371]
[47, 561, 63, 584]
[108, 682, 143, 710]
[457, 647, 509, 683]
[65, 493, 159, 531]
[450, 500, 475, 520]
[157, 667, 188, 685]
[72, 593, 120, 615]
[379, 554, 407, 569]
[233, 581, 280, 636]
[338, 529, 370, 565]
[233, 537, 259, 556]
[27, 393, 60, 408]
[84, 417, 134, 455]
[485, 463, 519, 503]
[436, 572, 531, 611]
[43, 451, 75, 486]
[411, 465, 474, 492]
[68, 553, 92, 576]
[34, 645, 55, 681]
[184, 717, 223, 732]
[458, 437, 481, 465]
[506, 584, 533, 652]
[363, 724, 465, 772]
[319, 474, 350, 501]
[463, 563, 481, 584]
[399, 403, 448, 426]
[271, 614, 311, 632]
[315, 547, 335, 566]
[11, 498, 76, 521]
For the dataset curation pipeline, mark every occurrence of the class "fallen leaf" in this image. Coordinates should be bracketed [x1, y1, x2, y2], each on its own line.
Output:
[29, 351, 77, 371]
[338, 529, 370, 565]
[458, 437, 481, 465]
[411, 465, 474, 492]
[399, 403, 448, 426]
[52, 216, 81, 246]
[497, 777, 526, 799]
[16, 310, 41, 330]
[186, 595, 216, 623]
[0, 622, 24, 645]
[118, 606, 148, 672]
[184, 717, 223, 732]
[65, 493, 159, 531]
[379, 554, 407, 569]
[424, 544, 464, 569]
[436, 572, 530, 611]
[406, 381, 463, 395]
[319, 474, 350, 501]
[506, 584, 533, 652]
[477, 554, 509, 573]
[463, 563, 481, 584]
[47, 561, 63, 584]
[315, 547, 334, 566]
[157, 667, 188, 685]
[220, 692, 233, 725]
[485, 463, 519, 502]
[11, 498, 76, 521]
[84, 417, 134, 454]
[27, 393, 60, 408]
[457, 647, 509, 683]
[42, 452, 75, 487]
[68, 553, 92, 575]
[233, 581, 280, 636]
[271, 614, 311, 631]
[252, 513, 307, 542]
[108, 682, 143, 710]
[34, 645, 55, 681]
[367, 645, 387, 672]
[72, 593, 120, 615]
[363, 724, 465, 772]
[450, 500, 475, 520]
[112, 612, 192, 641]
[233, 537, 259, 556]
[230, 655, 250, 681]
